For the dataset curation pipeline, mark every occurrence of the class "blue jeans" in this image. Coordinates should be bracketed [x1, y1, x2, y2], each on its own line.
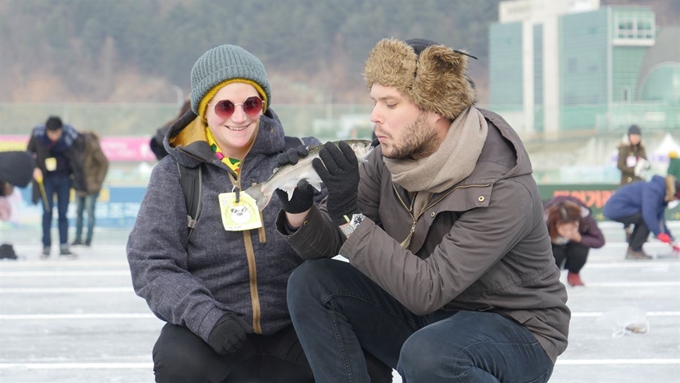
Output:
[41, 175, 72, 248]
[287, 259, 554, 383]
[75, 193, 98, 243]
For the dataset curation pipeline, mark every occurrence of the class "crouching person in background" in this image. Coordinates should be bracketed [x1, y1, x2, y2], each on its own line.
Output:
[604, 175, 680, 259]
[544, 196, 605, 286]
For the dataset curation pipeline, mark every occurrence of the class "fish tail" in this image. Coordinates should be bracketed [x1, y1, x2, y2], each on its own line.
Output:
[244, 183, 271, 211]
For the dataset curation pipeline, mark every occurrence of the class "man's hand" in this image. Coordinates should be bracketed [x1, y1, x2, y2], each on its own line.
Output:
[657, 233, 672, 244]
[557, 223, 579, 242]
[275, 179, 315, 214]
[207, 313, 253, 355]
[313, 141, 360, 225]
[33, 168, 43, 183]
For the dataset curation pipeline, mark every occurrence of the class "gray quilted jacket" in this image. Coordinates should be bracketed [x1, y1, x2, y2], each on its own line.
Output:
[127, 109, 321, 342]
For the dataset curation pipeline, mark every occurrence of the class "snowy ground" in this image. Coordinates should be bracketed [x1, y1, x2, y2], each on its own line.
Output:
[0, 223, 679, 383]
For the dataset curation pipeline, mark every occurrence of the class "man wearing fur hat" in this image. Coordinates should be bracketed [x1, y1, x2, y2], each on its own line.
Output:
[277, 38, 569, 382]
[603, 175, 680, 259]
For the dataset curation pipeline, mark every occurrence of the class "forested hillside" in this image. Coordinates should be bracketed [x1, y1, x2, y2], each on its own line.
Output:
[0, 0, 676, 104]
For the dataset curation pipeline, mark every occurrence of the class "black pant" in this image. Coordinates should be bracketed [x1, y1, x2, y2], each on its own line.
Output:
[153, 323, 392, 383]
[552, 242, 589, 273]
[611, 213, 650, 251]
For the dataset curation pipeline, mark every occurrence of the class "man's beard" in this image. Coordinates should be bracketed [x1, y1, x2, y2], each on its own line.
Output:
[383, 112, 438, 160]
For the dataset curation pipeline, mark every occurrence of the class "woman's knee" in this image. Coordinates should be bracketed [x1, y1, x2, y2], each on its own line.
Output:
[153, 325, 224, 383]
[154, 345, 214, 382]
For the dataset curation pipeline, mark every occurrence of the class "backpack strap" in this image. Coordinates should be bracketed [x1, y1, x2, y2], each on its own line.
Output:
[176, 136, 300, 246]
[177, 162, 202, 245]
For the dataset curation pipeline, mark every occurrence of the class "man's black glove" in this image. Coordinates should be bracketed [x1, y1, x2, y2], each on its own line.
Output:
[313, 141, 361, 225]
[275, 179, 316, 214]
[276, 145, 309, 166]
[207, 313, 253, 354]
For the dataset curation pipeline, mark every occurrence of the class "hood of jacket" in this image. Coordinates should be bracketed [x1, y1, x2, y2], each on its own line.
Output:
[459, 109, 532, 185]
[401, 108, 532, 215]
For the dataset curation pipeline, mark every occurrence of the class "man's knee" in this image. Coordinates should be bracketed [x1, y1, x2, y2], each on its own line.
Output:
[398, 329, 448, 376]
[287, 259, 338, 308]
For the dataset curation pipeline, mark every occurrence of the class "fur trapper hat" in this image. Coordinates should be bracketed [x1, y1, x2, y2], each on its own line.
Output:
[363, 38, 475, 120]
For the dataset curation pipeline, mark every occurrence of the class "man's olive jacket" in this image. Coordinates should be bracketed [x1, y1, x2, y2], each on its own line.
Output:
[278, 109, 570, 364]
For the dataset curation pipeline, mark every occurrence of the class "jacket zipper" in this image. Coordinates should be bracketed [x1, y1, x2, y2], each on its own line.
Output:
[229, 170, 262, 334]
[392, 184, 417, 248]
[392, 182, 491, 249]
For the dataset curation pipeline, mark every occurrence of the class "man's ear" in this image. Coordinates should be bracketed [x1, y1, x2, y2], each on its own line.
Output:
[430, 111, 448, 125]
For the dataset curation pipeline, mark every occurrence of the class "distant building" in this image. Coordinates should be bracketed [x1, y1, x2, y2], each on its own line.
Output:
[489, 0, 680, 135]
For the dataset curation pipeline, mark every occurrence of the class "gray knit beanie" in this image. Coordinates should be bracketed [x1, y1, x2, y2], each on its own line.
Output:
[190, 44, 271, 116]
[628, 124, 641, 136]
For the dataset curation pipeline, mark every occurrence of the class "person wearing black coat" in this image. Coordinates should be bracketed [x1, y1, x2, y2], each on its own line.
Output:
[0, 151, 36, 260]
[27, 116, 85, 258]
[0, 151, 36, 192]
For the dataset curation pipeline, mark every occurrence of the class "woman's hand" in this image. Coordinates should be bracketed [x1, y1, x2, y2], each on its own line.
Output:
[557, 222, 580, 242]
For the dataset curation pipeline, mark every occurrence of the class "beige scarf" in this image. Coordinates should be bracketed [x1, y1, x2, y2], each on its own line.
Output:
[384, 106, 488, 217]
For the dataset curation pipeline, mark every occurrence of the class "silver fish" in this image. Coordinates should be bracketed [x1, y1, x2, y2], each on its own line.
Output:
[245, 140, 374, 211]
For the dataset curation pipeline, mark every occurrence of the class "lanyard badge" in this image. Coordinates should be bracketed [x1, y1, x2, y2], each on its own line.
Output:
[218, 189, 262, 231]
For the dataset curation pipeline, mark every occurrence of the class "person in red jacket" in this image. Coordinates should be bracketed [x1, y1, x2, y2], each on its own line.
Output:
[544, 196, 605, 286]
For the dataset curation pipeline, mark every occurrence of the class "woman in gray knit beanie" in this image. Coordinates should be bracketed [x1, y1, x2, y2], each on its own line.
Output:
[190, 44, 273, 161]
[127, 43, 393, 383]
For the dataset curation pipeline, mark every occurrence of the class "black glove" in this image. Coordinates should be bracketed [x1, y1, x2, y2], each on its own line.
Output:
[313, 141, 361, 225]
[274, 144, 315, 214]
[276, 145, 309, 166]
[275, 178, 316, 214]
[207, 313, 253, 354]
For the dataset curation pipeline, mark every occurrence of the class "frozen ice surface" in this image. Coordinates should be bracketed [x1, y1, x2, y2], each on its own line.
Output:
[1, 223, 679, 382]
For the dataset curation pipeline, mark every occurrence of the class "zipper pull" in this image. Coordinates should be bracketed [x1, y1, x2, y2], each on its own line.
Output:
[400, 221, 417, 249]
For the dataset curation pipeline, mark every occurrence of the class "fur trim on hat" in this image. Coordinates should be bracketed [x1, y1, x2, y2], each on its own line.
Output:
[363, 38, 475, 120]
